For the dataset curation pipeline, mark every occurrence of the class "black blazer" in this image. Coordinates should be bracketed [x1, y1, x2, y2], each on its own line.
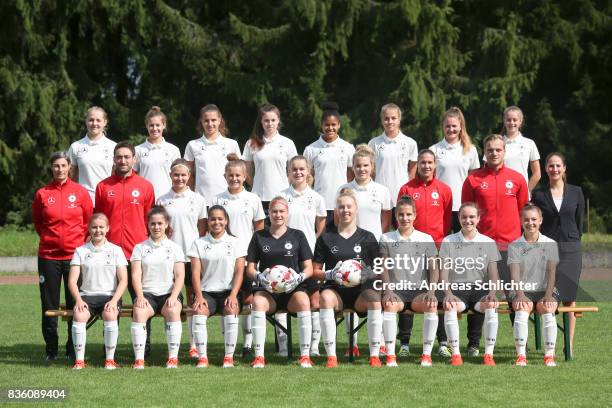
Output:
[531, 184, 585, 243]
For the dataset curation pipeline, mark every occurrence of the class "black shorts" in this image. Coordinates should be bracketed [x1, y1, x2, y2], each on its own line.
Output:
[508, 289, 561, 305]
[184, 262, 192, 287]
[81, 295, 122, 315]
[450, 289, 488, 313]
[320, 280, 378, 316]
[143, 292, 183, 314]
[253, 280, 310, 312]
[394, 290, 426, 312]
[197, 290, 243, 315]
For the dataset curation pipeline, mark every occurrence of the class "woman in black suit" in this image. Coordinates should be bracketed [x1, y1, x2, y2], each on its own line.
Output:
[531, 152, 584, 353]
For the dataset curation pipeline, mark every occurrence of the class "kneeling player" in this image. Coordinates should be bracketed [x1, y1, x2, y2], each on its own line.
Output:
[68, 213, 128, 369]
[189, 206, 246, 368]
[509, 204, 560, 367]
[439, 202, 501, 366]
[379, 196, 439, 367]
[246, 197, 314, 368]
[130, 207, 185, 369]
[314, 189, 382, 368]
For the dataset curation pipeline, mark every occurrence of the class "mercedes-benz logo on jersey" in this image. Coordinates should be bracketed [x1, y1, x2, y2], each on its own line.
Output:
[480, 181, 489, 189]
[413, 192, 421, 200]
[330, 246, 339, 254]
[354, 245, 361, 253]
[284, 242, 293, 250]
[143, 152, 149, 157]
[431, 191, 439, 200]
[262, 245, 271, 253]
[132, 189, 140, 197]
[47, 197, 56, 204]
[68, 194, 76, 203]
[505, 181, 513, 189]
[437, 149, 446, 158]
[378, 143, 385, 150]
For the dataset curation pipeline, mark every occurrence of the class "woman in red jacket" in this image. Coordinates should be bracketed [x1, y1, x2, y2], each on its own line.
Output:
[32, 152, 93, 361]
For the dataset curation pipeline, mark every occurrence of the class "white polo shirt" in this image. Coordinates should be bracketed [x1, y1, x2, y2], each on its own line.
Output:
[430, 139, 480, 211]
[243, 134, 298, 201]
[508, 233, 559, 291]
[439, 231, 501, 284]
[187, 232, 246, 292]
[156, 188, 207, 262]
[211, 189, 265, 255]
[483, 133, 540, 184]
[379, 229, 437, 285]
[135, 138, 181, 199]
[71, 241, 128, 297]
[303, 136, 355, 210]
[338, 180, 392, 240]
[279, 186, 327, 251]
[184, 134, 242, 203]
[67, 135, 116, 203]
[368, 132, 418, 206]
[131, 237, 185, 296]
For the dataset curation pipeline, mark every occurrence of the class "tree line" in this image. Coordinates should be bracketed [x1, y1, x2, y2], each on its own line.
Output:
[1, 0, 610, 230]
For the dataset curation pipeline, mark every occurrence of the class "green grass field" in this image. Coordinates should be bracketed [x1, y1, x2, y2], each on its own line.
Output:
[0, 283, 610, 407]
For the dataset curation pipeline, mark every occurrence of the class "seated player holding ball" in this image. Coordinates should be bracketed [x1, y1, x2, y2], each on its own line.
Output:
[314, 188, 382, 368]
[189, 205, 247, 368]
[130, 206, 185, 369]
[68, 213, 128, 369]
[378, 196, 440, 367]
[508, 203, 560, 367]
[245, 196, 314, 368]
[439, 202, 501, 366]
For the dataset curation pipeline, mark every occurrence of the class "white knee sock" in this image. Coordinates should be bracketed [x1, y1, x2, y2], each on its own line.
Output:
[542, 313, 557, 357]
[275, 313, 288, 353]
[382, 312, 397, 356]
[72, 322, 87, 361]
[320, 308, 337, 357]
[344, 312, 359, 345]
[242, 315, 253, 348]
[187, 316, 195, 348]
[165, 321, 182, 359]
[103, 320, 118, 360]
[311, 311, 321, 351]
[223, 315, 239, 357]
[513, 310, 529, 356]
[444, 311, 460, 355]
[367, 309, 382, 357]
[192, 315, 208, 358]
[422, 312, 438, 356]
[252, 310, 266, 358]
[131, 322, 147, 360]
[297, 311, 312, 357]
[484, 309, 498, 355]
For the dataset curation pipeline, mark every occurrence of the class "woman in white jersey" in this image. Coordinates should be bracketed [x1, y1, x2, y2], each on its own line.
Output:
[379, 196, 439, 367]
[508, 203, 560, 367]
[492, 106, 541, 191]
[68, 213, 128, 370]
[134, 106, 181, 199]
[156, 158, 207, 358]
[439, 202, 501, 366]
[211, 157, 265, 357]
[68, 106, 116, 203]
[243, 104, 298, 214]
[130, 206, 185, 369]
[277, 155, 326, 356]
[184, 104, 241, 203]
[188, 205, 247, 368]
[368, 103, 418, 206]
[303, 102, 355, 230]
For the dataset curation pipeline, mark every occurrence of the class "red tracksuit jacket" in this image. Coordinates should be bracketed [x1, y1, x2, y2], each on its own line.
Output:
[94, 173, 154, 259]
[32, 178, 93, 260]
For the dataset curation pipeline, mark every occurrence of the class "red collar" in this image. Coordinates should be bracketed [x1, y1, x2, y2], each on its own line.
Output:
[50, 177, 72, 189]
[111, 172, 136, 183]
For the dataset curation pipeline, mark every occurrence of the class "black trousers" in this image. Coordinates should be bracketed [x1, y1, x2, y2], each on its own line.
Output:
[38, 258, 75, 356]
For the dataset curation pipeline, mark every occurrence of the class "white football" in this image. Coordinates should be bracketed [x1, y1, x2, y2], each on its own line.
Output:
[267, 265, 294, 294]
[337, 259, 362, 287]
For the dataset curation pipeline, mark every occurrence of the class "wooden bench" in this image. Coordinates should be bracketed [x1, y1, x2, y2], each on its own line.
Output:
[46, 303, 598, 362]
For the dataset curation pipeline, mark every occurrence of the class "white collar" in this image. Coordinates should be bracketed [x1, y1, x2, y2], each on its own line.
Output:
[200, 134, 223, 145]
[171, 187, 192, 198]
[441, 138, 461, 150]
[504, 133, 524, 144]
[382, 132, 404, 143]
[144, 138, 165, 150]
[289, 185, 310, 197]
[263, 133, 280, 143]
[206, 232, 228, 244]
[147, 237, 169, 248]
[350, 179, 373, 191]
[319, 135, 340, 147]
[85, 134, 107, 146]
